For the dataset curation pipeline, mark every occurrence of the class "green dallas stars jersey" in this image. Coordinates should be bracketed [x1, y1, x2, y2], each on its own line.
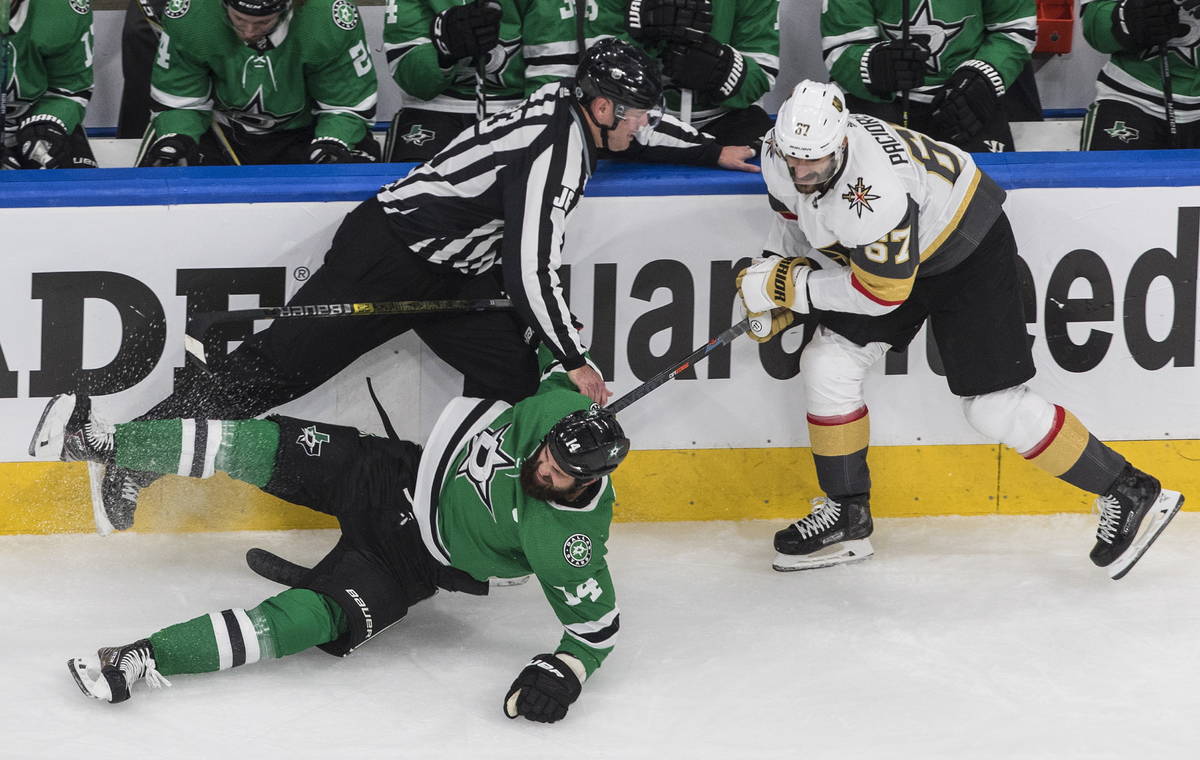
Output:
[383, 0, 526, 115]
[1082, 0, 1200, 120]
[1, 0, 94, 137]
[413, 347, 619, 676]
[822, 0, 1036, 105]
[149, 0, 376, 146]
[518, 0, 779, 125]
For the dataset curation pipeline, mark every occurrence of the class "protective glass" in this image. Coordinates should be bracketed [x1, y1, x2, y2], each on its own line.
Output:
[614, 100, 665, 130]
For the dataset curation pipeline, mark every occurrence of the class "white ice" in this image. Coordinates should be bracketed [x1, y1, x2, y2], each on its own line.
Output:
[3, 515, 1198, 759]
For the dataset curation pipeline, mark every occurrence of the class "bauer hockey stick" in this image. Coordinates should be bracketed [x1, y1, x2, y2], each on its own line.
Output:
[607, 317, 752, 414]
[0, 0, 11, 170]
[184, 297, 513, 366]
[1160, 51, 1177, 148]
[900, 0, 911, 128]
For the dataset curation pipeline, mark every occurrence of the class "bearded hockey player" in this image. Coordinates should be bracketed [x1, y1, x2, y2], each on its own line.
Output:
[136, 0, 380, 166]
[1, 0, 97, 169]
[737, 80, 1184, 580]
[38, 347, 628, 723]
[821, 0, 1040, 153]
[1081, 0, 1200, 149]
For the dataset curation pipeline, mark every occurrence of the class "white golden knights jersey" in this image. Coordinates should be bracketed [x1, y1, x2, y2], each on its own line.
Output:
[761, 113, 1007, 316]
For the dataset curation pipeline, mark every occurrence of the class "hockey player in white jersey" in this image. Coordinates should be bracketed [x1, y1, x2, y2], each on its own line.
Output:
[737, 80, 1184, 580]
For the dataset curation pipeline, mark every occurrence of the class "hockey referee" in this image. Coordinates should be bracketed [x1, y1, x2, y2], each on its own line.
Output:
[97, 38, 749, 532]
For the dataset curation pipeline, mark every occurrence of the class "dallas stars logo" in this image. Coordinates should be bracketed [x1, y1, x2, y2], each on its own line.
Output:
[454, 37, 522, 88]
[841, 177, 880, 218]
[457, 423, 517, 520]
[297, 425, 330, 457]
[226, 85, 299, 133]
[1104, 121, 1141, 144]
[1148, 15, 1200, 65]
[879, 0, 969, 75]
[402, 124, 437, 146]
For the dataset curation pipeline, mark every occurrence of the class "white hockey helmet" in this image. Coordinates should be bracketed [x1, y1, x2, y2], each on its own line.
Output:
[772, 80, 850, 160]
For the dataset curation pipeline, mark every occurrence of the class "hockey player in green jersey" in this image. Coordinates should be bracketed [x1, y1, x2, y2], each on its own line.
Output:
[137, 0, 380, 166]
[821, 0, 1039, 152]
[625, 0, 780, 149]
[1080, 0, 1200, 149]
[39, 346, 628, 723]
[1, 0, 97, 169]
[382, 0, 525, 161]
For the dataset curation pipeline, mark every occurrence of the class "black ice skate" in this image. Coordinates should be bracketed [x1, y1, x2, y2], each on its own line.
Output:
[772, 495, 874, 572]
[1090, 464, 1184, 580]
[68, 639, 171, 704]
[27, 393, 113, 464]
[96, 465, 160, 535]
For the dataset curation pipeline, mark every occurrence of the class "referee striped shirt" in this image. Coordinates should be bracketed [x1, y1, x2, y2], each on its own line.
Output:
[376, 81, 722, 371]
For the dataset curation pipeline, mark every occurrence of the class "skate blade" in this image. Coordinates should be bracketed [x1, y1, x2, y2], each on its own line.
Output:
[773, 538, 874, 572]
[1109, 490, 1184, 581]
[27, 394, 76, 458]
[68, 657, 111, 701]
[87, 461, 115, 537]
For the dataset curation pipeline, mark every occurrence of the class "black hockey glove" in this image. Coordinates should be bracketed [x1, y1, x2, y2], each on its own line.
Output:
[929, 65, 1001, 145]
[15, 114, 70, 169]
[430, 0, 502, 68]
[663, 29, 747, 100]
[139, 133, 201, 167]
[863, 40, 929, 97]
[626, 0, 713, 43]
[503, 653, 583, 724]
[1112, 0, 1188, 50]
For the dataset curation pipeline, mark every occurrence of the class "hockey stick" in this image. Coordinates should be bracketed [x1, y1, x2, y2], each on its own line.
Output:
[474, 56, 487, 121]
[185, 297, 513, 366]
[0, 0, 11, 170]
[900, 0, 911, 128]
[1160, 50, 1177, 148]
[607, 317, 752, 413]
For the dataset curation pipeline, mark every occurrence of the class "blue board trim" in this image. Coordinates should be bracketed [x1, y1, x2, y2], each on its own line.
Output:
[3, 150, 1200, 208]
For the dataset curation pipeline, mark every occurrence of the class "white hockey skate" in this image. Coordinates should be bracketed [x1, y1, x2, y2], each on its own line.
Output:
[772, 496, 875, 572]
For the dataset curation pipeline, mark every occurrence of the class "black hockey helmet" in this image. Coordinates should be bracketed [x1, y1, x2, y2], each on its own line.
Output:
[223, 0, 290, 16]
[545, 408, 630, 481]
[575, 38, 664, 113]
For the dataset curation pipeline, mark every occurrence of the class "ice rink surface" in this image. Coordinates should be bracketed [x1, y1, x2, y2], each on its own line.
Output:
[3, 514, 1198, 760]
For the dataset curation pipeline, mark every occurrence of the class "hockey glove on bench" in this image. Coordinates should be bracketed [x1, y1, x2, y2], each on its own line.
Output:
[1112, 0, 1194, 50]
[139, 133, 201, 167]
[627, 0, 713, 43]
[503, 652, 584, 723]
[663, 28, 747, 100]
[15, 114, 70, 169]
[863, 40, 929, 97]
[929, 64, 1003, 145]
[431, 0, 502, 68]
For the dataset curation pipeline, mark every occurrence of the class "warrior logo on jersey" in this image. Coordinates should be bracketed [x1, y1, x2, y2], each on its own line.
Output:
[841, 177, 880, 218]
[563, 533, 592, 567]
[69, 0, 91, 14]
[457, 423, 518, 519]
[297, 425, 331, 456]
[879, 0, 968, 75]
[1104, 121, 1140, 144]
[164, 0, 190, 20]
[332, 0, 358, 31]
[402, 124, 436, 146]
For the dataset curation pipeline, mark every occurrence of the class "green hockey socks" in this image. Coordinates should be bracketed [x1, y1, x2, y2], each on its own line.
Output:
[114, 418, 280, 487]
[149, 589, 348, 677]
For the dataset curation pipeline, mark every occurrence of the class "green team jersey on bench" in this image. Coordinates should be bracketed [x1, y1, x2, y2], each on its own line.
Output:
[149, 0, 377, 145]
[1, 0, 94, 137]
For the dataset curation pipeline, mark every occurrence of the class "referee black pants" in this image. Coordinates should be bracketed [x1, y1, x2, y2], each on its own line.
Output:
[142, 198, 539, 420]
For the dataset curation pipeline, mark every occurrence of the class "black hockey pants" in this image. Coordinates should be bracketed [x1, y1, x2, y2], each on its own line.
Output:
[141, 198, 539, 420]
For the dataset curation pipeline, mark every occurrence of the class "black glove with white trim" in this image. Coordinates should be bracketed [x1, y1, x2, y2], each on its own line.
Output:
[1112, 0, 1187, 50]
[430, 0, 502, 67]
[138, 132, 201, 167]
[626, 0, 712, 43]
[863, 40, 929, 96]
[663, 28, 747, 100]
[15, 114, 70, 169]
[503, 652, 584, 724]
[929, 65, 1001, 144]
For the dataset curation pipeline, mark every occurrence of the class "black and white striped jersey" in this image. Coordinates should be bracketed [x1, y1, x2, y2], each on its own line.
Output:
[376, 81, 721, 370]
